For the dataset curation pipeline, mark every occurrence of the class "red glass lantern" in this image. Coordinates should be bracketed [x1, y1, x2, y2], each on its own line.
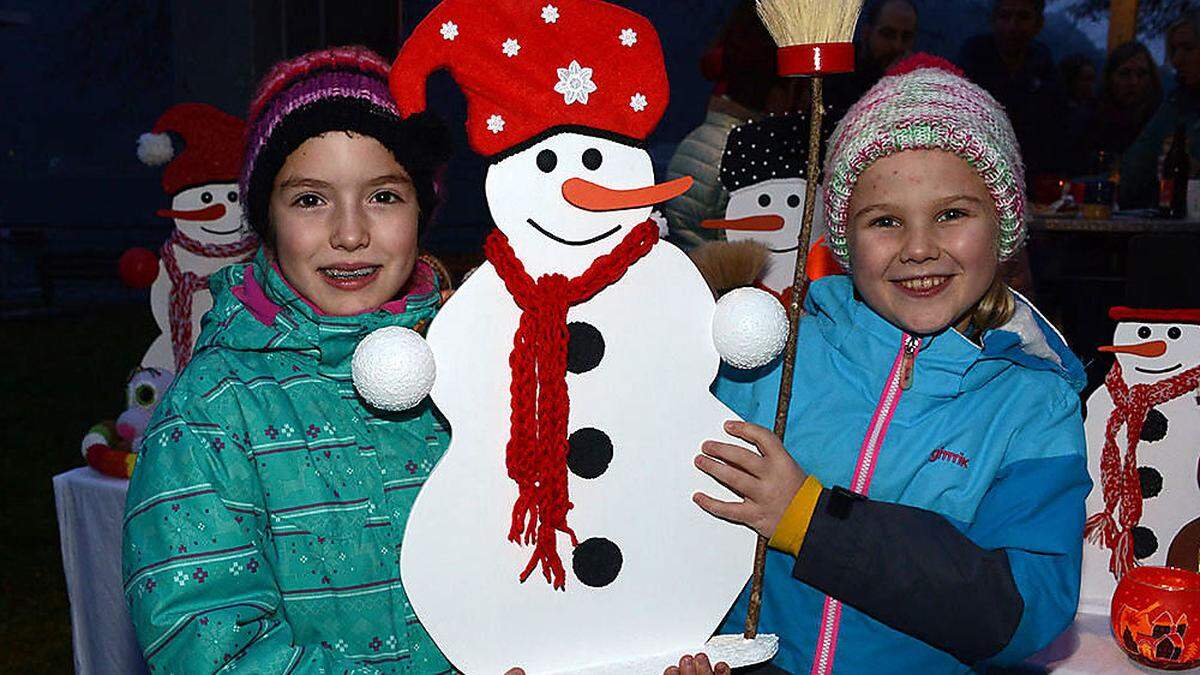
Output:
[1111, 565, 1200, 669]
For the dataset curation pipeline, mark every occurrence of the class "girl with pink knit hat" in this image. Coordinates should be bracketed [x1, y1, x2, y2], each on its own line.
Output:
[679, 54, 1090, 675]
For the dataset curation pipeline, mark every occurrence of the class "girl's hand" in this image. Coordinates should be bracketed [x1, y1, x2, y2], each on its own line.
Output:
[664, 653, 730, 675]
[693, 420, 808, 539]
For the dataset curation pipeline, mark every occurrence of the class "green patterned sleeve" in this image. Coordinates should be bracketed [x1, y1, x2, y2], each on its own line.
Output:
[122, 405, 380, 674]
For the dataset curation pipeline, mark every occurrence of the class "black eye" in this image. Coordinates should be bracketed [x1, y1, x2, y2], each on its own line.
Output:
[536, 149, 558, 173]
[786, 194, 801, 208]
[757, 193, 771, 207]
[1138, 326, 1152, 339]
[582, 148, 603, 170]
[201, 191, 213, 204]
[227, 191, 238, 203]
[1168, 326, 1182, 340]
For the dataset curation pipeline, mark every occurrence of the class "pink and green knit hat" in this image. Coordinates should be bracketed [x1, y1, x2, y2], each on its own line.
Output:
[822, 53, 1025, 269]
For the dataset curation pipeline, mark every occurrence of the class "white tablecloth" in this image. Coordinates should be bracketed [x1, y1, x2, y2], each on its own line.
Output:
[1025, 610, 1179, 673]
[53, 467, 149, 675]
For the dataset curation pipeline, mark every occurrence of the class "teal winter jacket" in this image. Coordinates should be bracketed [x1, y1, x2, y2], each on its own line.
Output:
[716, 276, 1090, 674]
[122, 251, 452, 674]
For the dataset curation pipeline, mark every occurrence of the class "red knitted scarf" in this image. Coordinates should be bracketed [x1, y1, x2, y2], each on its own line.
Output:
[1084, 360, 1200, 578]
[160, 229, 258, 371]
[484, 219, 657, 589]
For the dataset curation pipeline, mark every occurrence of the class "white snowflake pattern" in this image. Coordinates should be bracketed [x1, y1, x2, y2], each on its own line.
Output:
[439, 21, 458, 41]
[174, 570, 188, 586]
[541, 4, 559, 23]
[619, 28, 638, 47]
[229, 561, 243, 576]
[486, 114, 506, 134]
[554, 60, 597, 105]
[502, 38, 520, 57]
[629, 92, 648, 112]
[334, 639, 348, 653]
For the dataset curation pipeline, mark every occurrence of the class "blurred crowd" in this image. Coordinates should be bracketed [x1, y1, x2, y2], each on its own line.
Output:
[665, 0, 1200, 245]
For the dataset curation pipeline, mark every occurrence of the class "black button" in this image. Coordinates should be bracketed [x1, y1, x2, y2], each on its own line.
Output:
[573, 537, 622, 587]
[567, 322, 604, 374]
[1139, 466, 1163, 499]
[1140, 408, 1168, 443]
[568, 428, 613, 479]
[1132, 525, 1158, 559]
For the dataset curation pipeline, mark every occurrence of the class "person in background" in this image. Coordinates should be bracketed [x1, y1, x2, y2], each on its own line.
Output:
[1079, 42, 1161, 173]
[1059, 53, 1098, 174]
[1120, 13, 1200, 208]
[959, 0, 1067, 185]
[825, 0, 919, 126]
[663, 1, 799, 250]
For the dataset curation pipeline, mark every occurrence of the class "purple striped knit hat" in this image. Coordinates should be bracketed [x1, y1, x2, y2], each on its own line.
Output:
[241, 46, 448, 238]
[822, 53, 1026, 269]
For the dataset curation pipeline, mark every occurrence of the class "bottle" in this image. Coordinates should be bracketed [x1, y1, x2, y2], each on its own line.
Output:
[1160, 124, 1189, 218]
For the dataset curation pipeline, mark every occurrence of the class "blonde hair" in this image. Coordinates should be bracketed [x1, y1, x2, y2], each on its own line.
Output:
[966, 275, 1015, 337]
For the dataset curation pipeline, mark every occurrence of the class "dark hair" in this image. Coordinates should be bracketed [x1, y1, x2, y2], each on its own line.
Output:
[1167, 11, 1200, 60]
[864, 0, 919, 26]
[246, 103, 449, 244]
[1101, 40, 1162, 106]
[718, 1, 786, 110]
[1058, 53, 1096, 92]
[992, 0, 1044, 14]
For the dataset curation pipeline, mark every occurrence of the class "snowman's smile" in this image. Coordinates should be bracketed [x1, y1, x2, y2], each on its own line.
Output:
[526, 218, 621, 246]
[769, 245, 799, 253]
[1135, 363, 1183, 374]
[201, 225, 243, 236]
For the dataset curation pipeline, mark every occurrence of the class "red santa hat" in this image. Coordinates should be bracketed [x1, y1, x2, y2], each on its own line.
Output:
[391, 0, 670, 158]
[137, 103, 245, 196]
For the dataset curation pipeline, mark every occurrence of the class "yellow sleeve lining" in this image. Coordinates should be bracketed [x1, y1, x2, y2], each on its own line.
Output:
[767, 475, 824, 557]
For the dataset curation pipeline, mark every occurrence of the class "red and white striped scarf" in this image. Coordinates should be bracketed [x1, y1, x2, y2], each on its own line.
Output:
[160, 229, 258, 371]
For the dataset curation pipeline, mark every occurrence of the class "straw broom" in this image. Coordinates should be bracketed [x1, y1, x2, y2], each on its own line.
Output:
[744, 0, 865, 640]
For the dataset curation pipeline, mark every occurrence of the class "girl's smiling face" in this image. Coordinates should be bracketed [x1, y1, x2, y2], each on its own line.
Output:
[268, 132, 420, 316]
[847, 149, 999, 336]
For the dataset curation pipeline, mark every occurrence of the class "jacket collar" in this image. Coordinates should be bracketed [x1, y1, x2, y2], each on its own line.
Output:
[807, 276, 1085, 397]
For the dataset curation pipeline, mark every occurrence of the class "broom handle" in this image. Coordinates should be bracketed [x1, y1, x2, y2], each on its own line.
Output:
[744, 76, 824, 639]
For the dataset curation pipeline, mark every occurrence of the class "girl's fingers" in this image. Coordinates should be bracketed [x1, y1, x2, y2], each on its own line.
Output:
[664, 668, 680, 675]
[693, 491, 751, 526]
[695, 454, 756, 497]
[700, 440, 764, 477]
[724, 420, 784, 458]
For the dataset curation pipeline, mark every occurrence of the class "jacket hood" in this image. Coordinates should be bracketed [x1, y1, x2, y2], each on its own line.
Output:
[196, 248, 440, 375]
[806, 276, 1086, 396]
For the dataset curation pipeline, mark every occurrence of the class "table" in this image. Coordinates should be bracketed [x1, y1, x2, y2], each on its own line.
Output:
[53, 467, 149, 675]
[1021, 611, 1176, 673]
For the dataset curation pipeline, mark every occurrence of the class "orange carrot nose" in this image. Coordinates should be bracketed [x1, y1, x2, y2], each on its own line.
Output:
[700, 214, 786, 231]
[156, 203, 227, 222]
[561, 176, 693, 212]
[1099, 340, 1168, 357]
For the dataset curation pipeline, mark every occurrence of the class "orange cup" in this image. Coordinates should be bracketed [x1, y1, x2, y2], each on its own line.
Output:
[1111, 565, 1200, 669]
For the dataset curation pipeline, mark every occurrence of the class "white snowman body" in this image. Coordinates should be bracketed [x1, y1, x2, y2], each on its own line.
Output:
[1078, 320, 1200, 613]
[721, 177, 824, 295]
[399, 132, 761, 674]
[142, 182, 249, 372]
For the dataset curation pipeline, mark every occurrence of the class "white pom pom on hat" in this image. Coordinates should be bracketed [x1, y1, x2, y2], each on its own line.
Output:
[137, 132, 175, 167]
[352, 326, 437, 411]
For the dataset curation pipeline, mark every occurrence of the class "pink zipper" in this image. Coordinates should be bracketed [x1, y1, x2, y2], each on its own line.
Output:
[810, 333, 920, 675]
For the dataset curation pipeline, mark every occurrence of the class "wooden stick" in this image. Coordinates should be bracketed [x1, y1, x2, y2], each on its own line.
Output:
[744, 77, 825, 638]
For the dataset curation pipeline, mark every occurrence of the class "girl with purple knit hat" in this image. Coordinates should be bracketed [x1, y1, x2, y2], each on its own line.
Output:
[123, 47, 463, 673]
[675, 54, 1090, 675]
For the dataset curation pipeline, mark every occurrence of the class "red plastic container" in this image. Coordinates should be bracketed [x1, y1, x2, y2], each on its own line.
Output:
[1111, 565, 1200, 669]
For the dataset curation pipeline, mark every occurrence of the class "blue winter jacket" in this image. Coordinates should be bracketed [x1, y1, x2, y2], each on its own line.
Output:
[715, 276, 1090, 674]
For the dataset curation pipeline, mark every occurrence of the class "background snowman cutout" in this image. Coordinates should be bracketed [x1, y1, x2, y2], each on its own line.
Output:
[1079, 234, 1200, 613]
[352, 1, 787, 672]
[137, 103, 258, 374]
[696, 112, 839, 304]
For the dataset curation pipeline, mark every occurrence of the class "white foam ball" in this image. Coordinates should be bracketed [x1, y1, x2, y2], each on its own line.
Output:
[713, 287, 789, 369]
[137, 132, 174, 166]
[352, 326, 436, 411]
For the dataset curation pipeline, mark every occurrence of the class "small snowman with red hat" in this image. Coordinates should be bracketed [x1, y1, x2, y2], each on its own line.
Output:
[1079, 235, 1200, 612]
[351, 1, 786, 672]
[136, 103, 258, 374]
[693, 112, 840, 304]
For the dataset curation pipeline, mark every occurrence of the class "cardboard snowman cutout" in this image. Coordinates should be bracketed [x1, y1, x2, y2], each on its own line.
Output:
[352, 2, 786, 672]
[1079, 235, 1200, 613]
[137, 103, 258, 374]
[699, 113, 837, 302]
